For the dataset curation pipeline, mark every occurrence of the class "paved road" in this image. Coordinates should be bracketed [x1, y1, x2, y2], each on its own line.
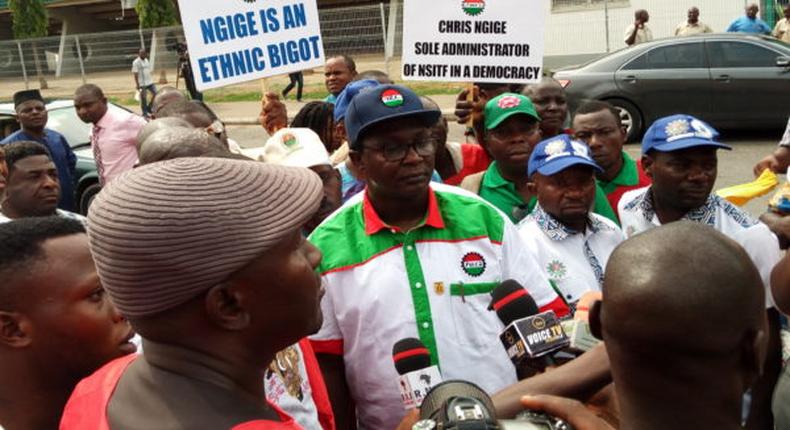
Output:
[227, 124, 785, 218]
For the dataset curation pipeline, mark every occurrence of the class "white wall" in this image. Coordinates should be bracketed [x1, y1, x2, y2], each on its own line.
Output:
[544, 0, 748, 56]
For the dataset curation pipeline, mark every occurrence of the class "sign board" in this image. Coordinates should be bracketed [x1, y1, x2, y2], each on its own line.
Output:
[177, 0, 325, 91]
[401, 0, 549, 84]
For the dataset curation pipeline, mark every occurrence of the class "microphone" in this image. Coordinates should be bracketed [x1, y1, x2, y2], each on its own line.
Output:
[392, 337, 443, 410]
[489, 280, 570, 376]
[561, 292, 602, 353]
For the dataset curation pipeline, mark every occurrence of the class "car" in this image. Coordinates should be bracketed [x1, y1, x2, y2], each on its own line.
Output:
[0, 99, 131, 214]
[553, 33, 790, 142]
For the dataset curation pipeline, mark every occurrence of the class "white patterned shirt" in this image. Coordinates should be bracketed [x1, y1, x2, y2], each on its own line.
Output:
[518, 205, 625, 309]
[618, 187, 782, 307]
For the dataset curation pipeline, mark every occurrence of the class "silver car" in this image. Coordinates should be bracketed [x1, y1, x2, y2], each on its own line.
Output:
[553, 33, 790, 141]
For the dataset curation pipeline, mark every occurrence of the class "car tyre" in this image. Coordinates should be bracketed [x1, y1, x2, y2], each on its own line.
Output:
[606, 98, 643, 143]
[79, 182, 102, 215]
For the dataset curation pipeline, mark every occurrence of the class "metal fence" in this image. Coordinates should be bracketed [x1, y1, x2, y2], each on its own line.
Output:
[0, 3, 398, 90]
[0, 0, 787, 92]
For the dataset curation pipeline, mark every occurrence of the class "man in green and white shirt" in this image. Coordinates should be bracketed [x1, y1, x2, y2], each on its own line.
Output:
[309, 85, 568, 430]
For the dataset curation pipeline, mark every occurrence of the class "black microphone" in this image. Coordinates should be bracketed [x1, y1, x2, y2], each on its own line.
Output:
[392, 337, 443, 410]
[489, 280, 570, 377]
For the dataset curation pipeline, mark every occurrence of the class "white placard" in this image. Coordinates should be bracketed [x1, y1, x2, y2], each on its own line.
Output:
[177, 0, 325, 91]
[401, 0, 549, 84]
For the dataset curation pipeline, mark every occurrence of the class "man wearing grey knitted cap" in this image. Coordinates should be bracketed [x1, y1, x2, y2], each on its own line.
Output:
[60, 157, 326, 429]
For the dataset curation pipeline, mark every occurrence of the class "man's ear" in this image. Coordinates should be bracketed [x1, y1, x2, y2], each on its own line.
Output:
[204, 283, 250, 331]
[589, 300, 604, 341]
[641, 154, 654, 179]
[526, 179, 538, 195]
[0, 311, 32, 348]
[349, 150, 368, 182]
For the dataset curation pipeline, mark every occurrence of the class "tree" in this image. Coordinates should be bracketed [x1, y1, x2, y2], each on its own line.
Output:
[136, 0, 178, 29]
[8, 0, 49, 89]
[136, 0, 179, 84]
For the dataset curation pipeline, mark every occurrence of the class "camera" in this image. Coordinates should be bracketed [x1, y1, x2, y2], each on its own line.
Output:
[174, 42, 188, 55]
[414, 380, 573, 430]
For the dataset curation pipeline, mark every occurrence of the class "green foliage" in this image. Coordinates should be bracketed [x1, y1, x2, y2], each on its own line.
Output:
[8, 0, 48, 39]
[135, 0, 179, 29]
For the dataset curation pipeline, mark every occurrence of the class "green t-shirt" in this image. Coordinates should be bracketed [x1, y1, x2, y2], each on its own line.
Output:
[597, 151, 640, 194]
[478, 162, 619, 225]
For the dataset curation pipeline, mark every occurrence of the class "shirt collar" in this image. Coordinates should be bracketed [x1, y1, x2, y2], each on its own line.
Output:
[95, 108, 116, 129]
[627, 187, 723, 226]
[531, 204, 611, 241]
[605, 151, 640, 188]
[362, 186, 445, 235]
[482, 162, 515, 190]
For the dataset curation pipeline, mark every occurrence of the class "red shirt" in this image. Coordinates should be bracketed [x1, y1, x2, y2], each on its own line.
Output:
[598, 153, 652, 216]
[444, 143, 492, 186]
[60, 354, 306, 430]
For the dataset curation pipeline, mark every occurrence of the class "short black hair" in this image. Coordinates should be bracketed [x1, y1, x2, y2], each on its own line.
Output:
[291, 102, 334, 149]
[329, 55, 357, 73]
[75, 83, 105, 100]
[0, 216, 86, 306]
[3, 141, 52, 173]
[574, 100, 622, 127]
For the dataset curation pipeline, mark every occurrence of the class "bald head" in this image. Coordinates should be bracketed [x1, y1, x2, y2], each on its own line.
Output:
[601, 222, 764, 358]
[74, 84, 104, 100]
[136, 117, 192, 151]
[522, 77, 561, 97]
[746, 3, 759, 18]
[151, 87, 187, 118]
[138, 128, 230, 165]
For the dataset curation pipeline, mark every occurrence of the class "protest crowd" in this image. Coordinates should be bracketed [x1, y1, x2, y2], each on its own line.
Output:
[1, 1, 790, 430]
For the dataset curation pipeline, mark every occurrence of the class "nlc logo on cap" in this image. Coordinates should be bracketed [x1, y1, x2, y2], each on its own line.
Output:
[497, 95, 521, 110]
[381, 89, 404, 108]
[462, 0, 485, 16]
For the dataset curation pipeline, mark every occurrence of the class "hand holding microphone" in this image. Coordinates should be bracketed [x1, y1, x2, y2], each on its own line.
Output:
[488, 280, 570, 377]
[561, 292, 602, 354]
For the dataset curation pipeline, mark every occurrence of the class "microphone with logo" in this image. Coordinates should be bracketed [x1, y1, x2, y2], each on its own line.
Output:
[393, 337, 444, 410]
[488, 280, 570, 378]
[560, 291, 602, 354]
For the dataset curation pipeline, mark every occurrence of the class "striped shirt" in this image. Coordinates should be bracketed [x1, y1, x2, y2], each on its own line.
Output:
[309, 183, 567, 429]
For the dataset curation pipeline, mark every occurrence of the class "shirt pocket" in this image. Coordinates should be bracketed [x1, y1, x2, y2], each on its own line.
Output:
[448, 282, 502, 348]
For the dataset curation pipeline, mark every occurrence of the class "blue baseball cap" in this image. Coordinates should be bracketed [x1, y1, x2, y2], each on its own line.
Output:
[642, 114, 731, 154]
[528, 134, 603, 178]
[333, 79, 379, 123]
[345, 84, 441, 150]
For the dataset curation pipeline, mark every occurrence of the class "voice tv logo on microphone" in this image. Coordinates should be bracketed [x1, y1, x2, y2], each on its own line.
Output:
[500, 311, 569, 361]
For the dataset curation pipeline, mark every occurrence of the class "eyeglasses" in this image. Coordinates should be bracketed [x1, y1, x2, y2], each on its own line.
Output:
[206, 120, 225, 139]
[363, 138, 439, 162]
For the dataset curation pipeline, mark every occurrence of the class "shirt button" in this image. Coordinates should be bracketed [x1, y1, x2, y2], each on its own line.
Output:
[390, 229, 397, 234]
[566, 295, 573, 300]
[415, 282, 423, 288]
[406, 245, 414, 251]
[422, 322, 430, 329]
